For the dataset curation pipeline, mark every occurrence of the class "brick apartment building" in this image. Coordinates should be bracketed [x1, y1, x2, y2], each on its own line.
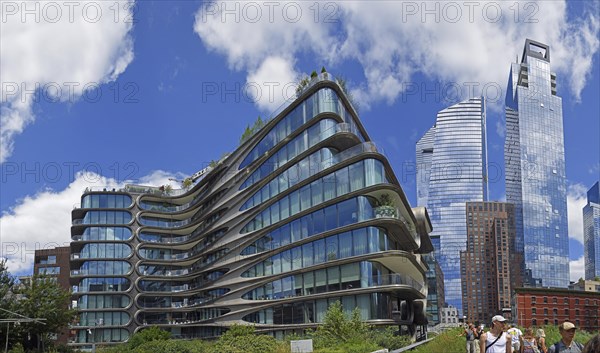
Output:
[461, 202, 524, 324]
[514, 287, 600, 331]
[34, 246, 71, 344]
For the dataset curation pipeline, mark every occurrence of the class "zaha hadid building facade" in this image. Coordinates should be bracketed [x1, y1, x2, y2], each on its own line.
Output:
[69, 75, 433, 348]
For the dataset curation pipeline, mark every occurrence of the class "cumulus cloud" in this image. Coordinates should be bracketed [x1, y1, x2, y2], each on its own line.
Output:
[570, 255, 585, 282]
[0, 170, 182, 274]
[567, 183, 588, 244]
[246, 56, 299, 112]
[193, 1, 599, 112]
[0, 1, 136, 163]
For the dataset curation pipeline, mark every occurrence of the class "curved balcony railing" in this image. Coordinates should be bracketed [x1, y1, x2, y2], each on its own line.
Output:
[239, 72, 350, 146]
[371, 273, 424, 293]
[373, 207, 418, 243]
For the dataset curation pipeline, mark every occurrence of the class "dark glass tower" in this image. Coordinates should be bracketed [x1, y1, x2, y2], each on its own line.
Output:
[505, 39, 569, 287]
[69, 75, 434, 348]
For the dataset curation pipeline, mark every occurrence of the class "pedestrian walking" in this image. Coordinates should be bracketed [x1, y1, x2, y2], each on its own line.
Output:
[536, 328, 548, 353]
[480, 315, 512, 353]
[548, 322, 583, 353]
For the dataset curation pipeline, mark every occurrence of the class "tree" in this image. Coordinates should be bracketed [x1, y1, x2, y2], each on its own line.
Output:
[239, 116, 265, 145]
[181, 178, 193, 190]
[127, 326, 171, 350]
[312, 301, 370, 348]
[11, 274, 77, 351]
[0, 259, 16, 349]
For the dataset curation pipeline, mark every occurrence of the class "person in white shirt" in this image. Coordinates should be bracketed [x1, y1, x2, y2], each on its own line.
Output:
[507, 324, 523, 352]
[480, 315, 512, 353]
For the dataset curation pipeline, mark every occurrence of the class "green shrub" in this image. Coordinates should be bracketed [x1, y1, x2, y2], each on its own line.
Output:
[8, 343, 25, 353]
[132, 339, 207, 353]
[369, 327, 411, 350]
[209, 324, 278, 353]
[127, 326, 171, 350]
[311, 301, 370, 349]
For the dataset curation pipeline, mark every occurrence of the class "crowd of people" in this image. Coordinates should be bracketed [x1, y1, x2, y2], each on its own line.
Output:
[459, 315, 600, 353]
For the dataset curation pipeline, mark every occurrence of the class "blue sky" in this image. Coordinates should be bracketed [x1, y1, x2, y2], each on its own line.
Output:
[1, 1, 599, 280]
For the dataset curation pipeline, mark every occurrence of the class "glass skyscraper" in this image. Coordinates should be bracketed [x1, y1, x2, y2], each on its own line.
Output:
[416, 97, 488, 313]
[505, 39, 569, 287]
[584, 181, 600, 280]
[69, 75, 434, 348]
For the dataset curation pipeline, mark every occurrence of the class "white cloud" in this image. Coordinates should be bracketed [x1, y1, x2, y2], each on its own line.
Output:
[193, 1, 599, 111]
[0, 1, 136, 163]
[246, 56, 299, 113]
[567, 183, 588, 243]
[136, 170, 188, 188]
[570, 255, 585, 282]
[0, 170, 182, 275]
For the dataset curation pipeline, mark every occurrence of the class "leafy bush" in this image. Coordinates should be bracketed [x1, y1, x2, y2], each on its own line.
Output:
[208, 325, 278, 353]
[127, 326, 171, 350]
[8, 343, 25, 353]
[311, 301, 370, 349]
[369, 327, 411, 350]
[132, 339, 207, 353]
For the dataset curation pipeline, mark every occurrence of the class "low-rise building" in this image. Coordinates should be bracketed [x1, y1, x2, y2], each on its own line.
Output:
[513, 287, 600, 331]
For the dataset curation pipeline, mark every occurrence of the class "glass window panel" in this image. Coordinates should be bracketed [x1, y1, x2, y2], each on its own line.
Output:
[303, 272, 314, 295]
[290, 191, 300, 215]
[282, 277, 293, 297]
[324, 205, 338, 230]
[342, 296, 356, 316]
[314, 239, 326, 264]
[290, 219, 302, 243]
[349, 162, 365, 192]
[368, 228, 380, 253]
[336, 167, 350, 196]
[323, 173, 336, 201]
[302, 243, 314, 267]
[364, 160, 377, 186]
[311, 179, 323, 205]
[270, 203, 280, 224]
[272, 279, 282, 299]
[316, 299, 328, 322]
[315, 270, 327, 294]
[301, 216, 312, 238]
[280, 196, 290, 220]
[327, 266, 340, 291]
[357, 294, 370, 320]
[341, 263, 360, 289]
[291, 247, 302, 270]
[299, 159, 310, 182]
[279, 224, 291, 247]
[326, 235, 338, 261]
[281, 250, 291, 273]
[300, 186, 311, 211]
[313, 209, 325, 235]
[338, 199, 357, 226]
[339, 232, 352, 258]
[353, 228, 368, 255]
[294, 274, 303, 296]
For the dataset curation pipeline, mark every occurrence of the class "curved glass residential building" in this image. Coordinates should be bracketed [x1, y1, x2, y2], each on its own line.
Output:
[70, 75, 433, 348]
